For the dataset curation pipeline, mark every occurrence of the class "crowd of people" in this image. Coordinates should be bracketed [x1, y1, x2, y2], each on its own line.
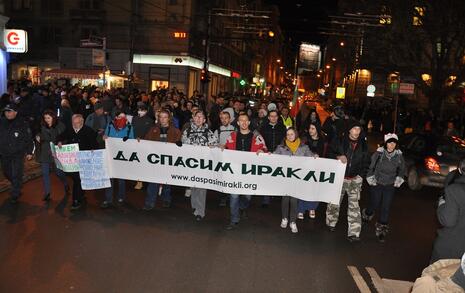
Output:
[0, 83, 464, 270]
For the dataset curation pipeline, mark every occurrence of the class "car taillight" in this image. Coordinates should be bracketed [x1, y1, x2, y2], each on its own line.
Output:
[425, 157, 440, 172]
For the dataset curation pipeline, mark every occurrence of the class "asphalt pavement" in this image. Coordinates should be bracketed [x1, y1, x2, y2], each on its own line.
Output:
[0, 175, 440, 293]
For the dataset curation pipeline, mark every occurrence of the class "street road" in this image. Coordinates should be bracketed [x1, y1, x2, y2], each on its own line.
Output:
[0, 175, 439, 292]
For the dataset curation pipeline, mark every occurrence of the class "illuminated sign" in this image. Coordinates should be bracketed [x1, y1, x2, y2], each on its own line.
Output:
[4, 29, 28, 53]
[133, 54, 231, 77]
[173, 32, 187, 39]
[231, 71, 241, 78]
[336, 87, 346, 99]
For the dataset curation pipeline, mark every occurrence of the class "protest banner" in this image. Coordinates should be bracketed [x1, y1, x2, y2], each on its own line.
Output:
[50, 143, 80, 172]
[104, 138, 346, 204]
[77, 150, 111, 190]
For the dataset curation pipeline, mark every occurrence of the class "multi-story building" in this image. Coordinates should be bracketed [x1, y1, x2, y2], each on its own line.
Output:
[4, 0, 283, 98]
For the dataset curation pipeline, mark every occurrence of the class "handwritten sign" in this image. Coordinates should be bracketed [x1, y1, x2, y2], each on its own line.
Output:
[50, 143, 80, 172]
[77, 150, 111, 190]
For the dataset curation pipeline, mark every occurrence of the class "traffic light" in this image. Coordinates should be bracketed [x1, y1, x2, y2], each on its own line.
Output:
[200, 69, 211, 83]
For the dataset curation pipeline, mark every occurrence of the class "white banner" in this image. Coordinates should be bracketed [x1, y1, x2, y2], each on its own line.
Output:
[77, 150, 111, 190]
[104, 138, 346, 204]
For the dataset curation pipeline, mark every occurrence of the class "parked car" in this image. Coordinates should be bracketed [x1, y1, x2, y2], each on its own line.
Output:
[400, 133, 465, 190]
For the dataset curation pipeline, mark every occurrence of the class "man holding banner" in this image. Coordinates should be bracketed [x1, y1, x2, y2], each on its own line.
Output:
[224, 113, 267, 230]
[142, 109, 181, 210]
[57, 114, 98, 210]
[326, 120, 369, 242]
[181, 110, 217, 221]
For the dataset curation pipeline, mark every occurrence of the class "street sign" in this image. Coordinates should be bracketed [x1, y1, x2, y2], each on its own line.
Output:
[4, 29, 28, 53]
[336, 87, 346, 99]
[399, 83, 415, 94]
[92, 49, 105, 66]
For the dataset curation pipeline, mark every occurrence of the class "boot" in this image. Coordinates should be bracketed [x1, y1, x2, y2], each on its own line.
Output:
[375, 223, 389, 243]
[362, 208, 374, 223]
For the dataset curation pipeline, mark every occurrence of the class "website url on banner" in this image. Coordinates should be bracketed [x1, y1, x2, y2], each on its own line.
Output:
[170, 174, 258, 191]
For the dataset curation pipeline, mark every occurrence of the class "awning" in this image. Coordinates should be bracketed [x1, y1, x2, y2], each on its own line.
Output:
[44, 69, 102, 79]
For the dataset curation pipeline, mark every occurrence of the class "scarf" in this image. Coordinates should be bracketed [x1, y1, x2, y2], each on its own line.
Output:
[285, 138, 301, 154]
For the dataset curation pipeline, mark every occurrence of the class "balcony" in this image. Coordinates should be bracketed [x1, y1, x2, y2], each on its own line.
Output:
[70, 9, 106, 21]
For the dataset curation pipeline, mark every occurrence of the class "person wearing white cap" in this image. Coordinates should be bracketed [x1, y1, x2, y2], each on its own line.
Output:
[362, 133, 406, 242]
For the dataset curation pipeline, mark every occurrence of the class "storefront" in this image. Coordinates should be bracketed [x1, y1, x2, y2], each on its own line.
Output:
[0, 15, 10, 94]
[133, 54, 233, 97]
[43, 69, 127, 89]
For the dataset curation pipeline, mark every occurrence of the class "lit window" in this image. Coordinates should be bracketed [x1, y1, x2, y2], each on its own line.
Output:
[413, 6, 425, 26]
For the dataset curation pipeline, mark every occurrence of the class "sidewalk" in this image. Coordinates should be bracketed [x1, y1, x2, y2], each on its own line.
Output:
[0, 160, 42, 193]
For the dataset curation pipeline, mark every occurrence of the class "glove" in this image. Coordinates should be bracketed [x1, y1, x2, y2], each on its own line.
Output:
[123, 136, 129, 142]
[394, 176, 404, 188]
[366, 175, 377, 186]
[175, 141, 183, 147]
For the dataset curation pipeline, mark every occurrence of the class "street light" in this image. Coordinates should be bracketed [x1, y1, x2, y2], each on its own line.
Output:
[326, 65, 331, 69]
[268, 30, 275, 38]
[276, 59, 281, 63]
[332, 58, 337, 61]
[340, 41, 345, 46]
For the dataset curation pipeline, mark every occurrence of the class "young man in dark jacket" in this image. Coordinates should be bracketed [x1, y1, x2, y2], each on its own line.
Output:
[0, 104, 34, 204]
[57, 114, 98, 210]
[431, 158, 465, 263]
[326, 119, 370, 242]
[258, 110, 286, 207]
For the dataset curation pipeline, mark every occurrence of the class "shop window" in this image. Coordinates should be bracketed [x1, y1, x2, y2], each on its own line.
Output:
[41, 0, 64, 14]
[12, 0, 32, 10]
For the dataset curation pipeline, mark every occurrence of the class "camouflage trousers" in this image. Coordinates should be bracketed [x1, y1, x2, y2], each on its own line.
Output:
[326, 176, 363, 237]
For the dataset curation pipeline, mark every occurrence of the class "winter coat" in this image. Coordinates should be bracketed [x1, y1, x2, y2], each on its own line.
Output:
[224, 131, 267, 152]
[181, 123, 217, 146]
[329, 135, 370, 178]
[35, 121, 66, 163]
[105, 122, 135, 140]
[274, 142, 314, 157]
[85, 113, 110, 132]
[215, 124, 236, 146]
[145, 124, 181, 143]
[132, 115, 154, 139]
[366, 147, 406, 186]
[432, 175, 465, 262]
[259, 122, 287, 152]
[302, 134, 327, 157]
[0, 117, 34, 157]
[57, 125, 98, 151]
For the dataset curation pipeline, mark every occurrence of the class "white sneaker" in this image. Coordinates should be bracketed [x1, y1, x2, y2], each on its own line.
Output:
[134, 181, 143, 190]
[297, 213, 304, 220]
[280, 218, 288, 228]
[184, 188, 191, 197]
[290, 222, 298, 233]
[309, 210, 316, 219]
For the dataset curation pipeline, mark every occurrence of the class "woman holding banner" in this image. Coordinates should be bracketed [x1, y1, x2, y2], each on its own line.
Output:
[274, 127, 317, 233]
[35, 109, 69, 202]
[298, 122, 327, 220]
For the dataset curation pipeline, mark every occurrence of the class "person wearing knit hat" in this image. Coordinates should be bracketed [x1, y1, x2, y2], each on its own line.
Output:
[326, 118, 370, 242]
[363, 132, 406, 242]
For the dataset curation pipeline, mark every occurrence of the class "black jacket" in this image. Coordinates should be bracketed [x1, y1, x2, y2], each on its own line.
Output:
[259, 122, 286, 152]
[58, 125, 99, 151]
[329, 135, 369, 178]
[432, 174, 465, 262]
[0, 117, 34, 157]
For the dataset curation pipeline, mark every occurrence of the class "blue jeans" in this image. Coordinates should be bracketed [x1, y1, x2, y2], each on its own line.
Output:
[41, 162, 68, 195]
[366, 184, 396, 224]
[105, 179, 126, 202]
[298, 200, 319, 213]
[230, 194, 251, 224]
[145, 183, 172, 207]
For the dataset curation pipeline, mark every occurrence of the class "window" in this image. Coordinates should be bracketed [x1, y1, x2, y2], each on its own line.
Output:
[168, 0, 178, 5]
[12, 0, 32, 10]
[379, 5, 391, 25]
[41, 0, 64, 14]
[413, 6, 425, 26]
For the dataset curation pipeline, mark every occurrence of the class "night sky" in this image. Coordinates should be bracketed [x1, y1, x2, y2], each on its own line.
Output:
[267, 0, 338, 45]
